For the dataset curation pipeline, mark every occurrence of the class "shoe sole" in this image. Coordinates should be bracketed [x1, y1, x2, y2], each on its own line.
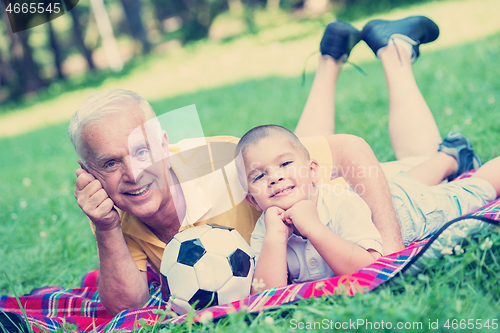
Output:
[361, 16, 439, 58]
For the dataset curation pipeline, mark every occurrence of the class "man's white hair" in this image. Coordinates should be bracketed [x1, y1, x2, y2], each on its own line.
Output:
[68, 89, 161, 165]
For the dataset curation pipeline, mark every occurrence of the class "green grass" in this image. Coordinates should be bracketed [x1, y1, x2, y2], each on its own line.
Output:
[1, 5, 500, 333]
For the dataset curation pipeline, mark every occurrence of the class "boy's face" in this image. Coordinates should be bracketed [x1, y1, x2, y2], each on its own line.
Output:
[243, 136, 318, 212]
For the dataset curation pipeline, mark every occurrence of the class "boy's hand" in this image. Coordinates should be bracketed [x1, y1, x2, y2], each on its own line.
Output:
[264, 206, 292, 238]
[75, 167, 120, 231]
[283, 200, 321, 237]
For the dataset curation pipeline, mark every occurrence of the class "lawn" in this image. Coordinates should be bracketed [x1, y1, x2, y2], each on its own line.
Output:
[1, 0, 500, 331]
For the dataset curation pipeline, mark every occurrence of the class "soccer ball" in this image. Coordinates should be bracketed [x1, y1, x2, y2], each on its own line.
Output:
[160, 224, 255, 314]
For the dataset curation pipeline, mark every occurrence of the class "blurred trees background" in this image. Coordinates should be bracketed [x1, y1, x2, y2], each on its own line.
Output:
[0, 0, 430, 106]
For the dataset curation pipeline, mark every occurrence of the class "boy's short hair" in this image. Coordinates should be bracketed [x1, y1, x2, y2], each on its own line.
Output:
[236, 124, 309, 160]
[235, 125, 310, 190]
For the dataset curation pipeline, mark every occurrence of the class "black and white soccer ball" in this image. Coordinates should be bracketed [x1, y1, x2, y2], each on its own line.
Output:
[160, 224, 255, 315]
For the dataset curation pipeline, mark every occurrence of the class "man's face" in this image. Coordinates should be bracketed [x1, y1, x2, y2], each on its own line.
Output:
[82, 108, 171, 223]
[243, 136, 318, 212]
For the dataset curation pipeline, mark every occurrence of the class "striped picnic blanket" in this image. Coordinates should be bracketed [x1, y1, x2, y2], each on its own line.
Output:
[2, 175, 499, 332]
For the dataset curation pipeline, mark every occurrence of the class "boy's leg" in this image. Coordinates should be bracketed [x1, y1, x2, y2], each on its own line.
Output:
[295, 21, 361, 137]
[471, 157, 500, 198]
[363, 17, 442, 160]
[407, 132, 483, 185]
[294, 56, 341, 137]
[407, 152, 457, 186]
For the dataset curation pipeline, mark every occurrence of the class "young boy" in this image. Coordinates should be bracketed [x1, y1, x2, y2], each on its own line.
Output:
[235, 125, 499, 293]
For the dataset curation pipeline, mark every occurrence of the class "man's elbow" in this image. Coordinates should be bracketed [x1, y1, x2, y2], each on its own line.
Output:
[100, 288, 150, 317]
[326, 134, 372, 157]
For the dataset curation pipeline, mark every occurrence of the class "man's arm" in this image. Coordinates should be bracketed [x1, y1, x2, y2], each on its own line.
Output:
[75, 168, 150, 315]
[94, 227, 150, 316]
[326, 134, 404, 254]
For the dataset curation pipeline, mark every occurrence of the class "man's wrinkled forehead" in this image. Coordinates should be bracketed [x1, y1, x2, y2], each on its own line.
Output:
[129, 123, 149, 148]
[81, 107, 155, 158]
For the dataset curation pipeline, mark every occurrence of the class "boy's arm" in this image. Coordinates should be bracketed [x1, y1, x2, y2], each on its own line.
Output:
[250, 207, 291, 294]
[285, 200, 381, 276]
[306, 225, 380, 275]
[251, 230, 289, 294]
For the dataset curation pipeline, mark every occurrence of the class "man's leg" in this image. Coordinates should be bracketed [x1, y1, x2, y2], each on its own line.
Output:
[363, 16, 443, 160]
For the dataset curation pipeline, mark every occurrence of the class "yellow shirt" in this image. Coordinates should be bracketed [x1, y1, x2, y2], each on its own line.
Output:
[118, 135, 334, 272]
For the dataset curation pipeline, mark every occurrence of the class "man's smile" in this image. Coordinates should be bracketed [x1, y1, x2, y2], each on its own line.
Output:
[124, 182, 153, 196]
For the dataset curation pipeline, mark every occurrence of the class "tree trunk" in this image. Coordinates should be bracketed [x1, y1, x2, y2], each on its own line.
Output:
[6, 26, 46, 95]
[69, 7, 96, 71]
[242, 0, 259, 34]
[182, 0, 226, 42]
[267, 0, 280, 10]
[90, 0, 123, 72]
[119, 0, 151, 54]
[0, 50, 18, 101]
[47, 20, 65, 80]
[227, 0, 243, 14]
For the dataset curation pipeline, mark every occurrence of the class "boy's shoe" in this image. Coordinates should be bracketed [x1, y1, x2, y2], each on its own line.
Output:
[360, 16, 439, 62]
[438, 131, 483, 181]
[320, 20, 361, 62]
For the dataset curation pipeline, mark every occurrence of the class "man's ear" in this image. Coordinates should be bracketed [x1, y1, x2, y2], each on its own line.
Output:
[161, 130, 171, 168]
[77, 160, 89, 173]
[245, 194, 262, 211]
[161, 130, 169, 155]
[309, 159, 320, 185]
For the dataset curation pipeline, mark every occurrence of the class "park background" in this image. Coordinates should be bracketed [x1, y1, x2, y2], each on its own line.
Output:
[1, 0, 500, 331]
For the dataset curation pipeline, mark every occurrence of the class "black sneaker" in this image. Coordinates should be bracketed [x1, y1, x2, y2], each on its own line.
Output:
[361, 16, 439, 62]
[320, 20, 361, 62]
[438, 131, 483, 181]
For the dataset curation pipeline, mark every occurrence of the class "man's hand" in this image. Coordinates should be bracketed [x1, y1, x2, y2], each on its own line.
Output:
[75, 167, 120, 231]
[75, 164, 150, 315]
[264, 206, 292, 238]
[283, 200, 321, 237]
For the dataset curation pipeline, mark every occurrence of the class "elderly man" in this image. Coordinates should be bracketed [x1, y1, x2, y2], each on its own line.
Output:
[71, 16, 448, 315]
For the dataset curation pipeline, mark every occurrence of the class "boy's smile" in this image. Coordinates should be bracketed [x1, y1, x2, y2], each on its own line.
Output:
[270, 185, 295, 198]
